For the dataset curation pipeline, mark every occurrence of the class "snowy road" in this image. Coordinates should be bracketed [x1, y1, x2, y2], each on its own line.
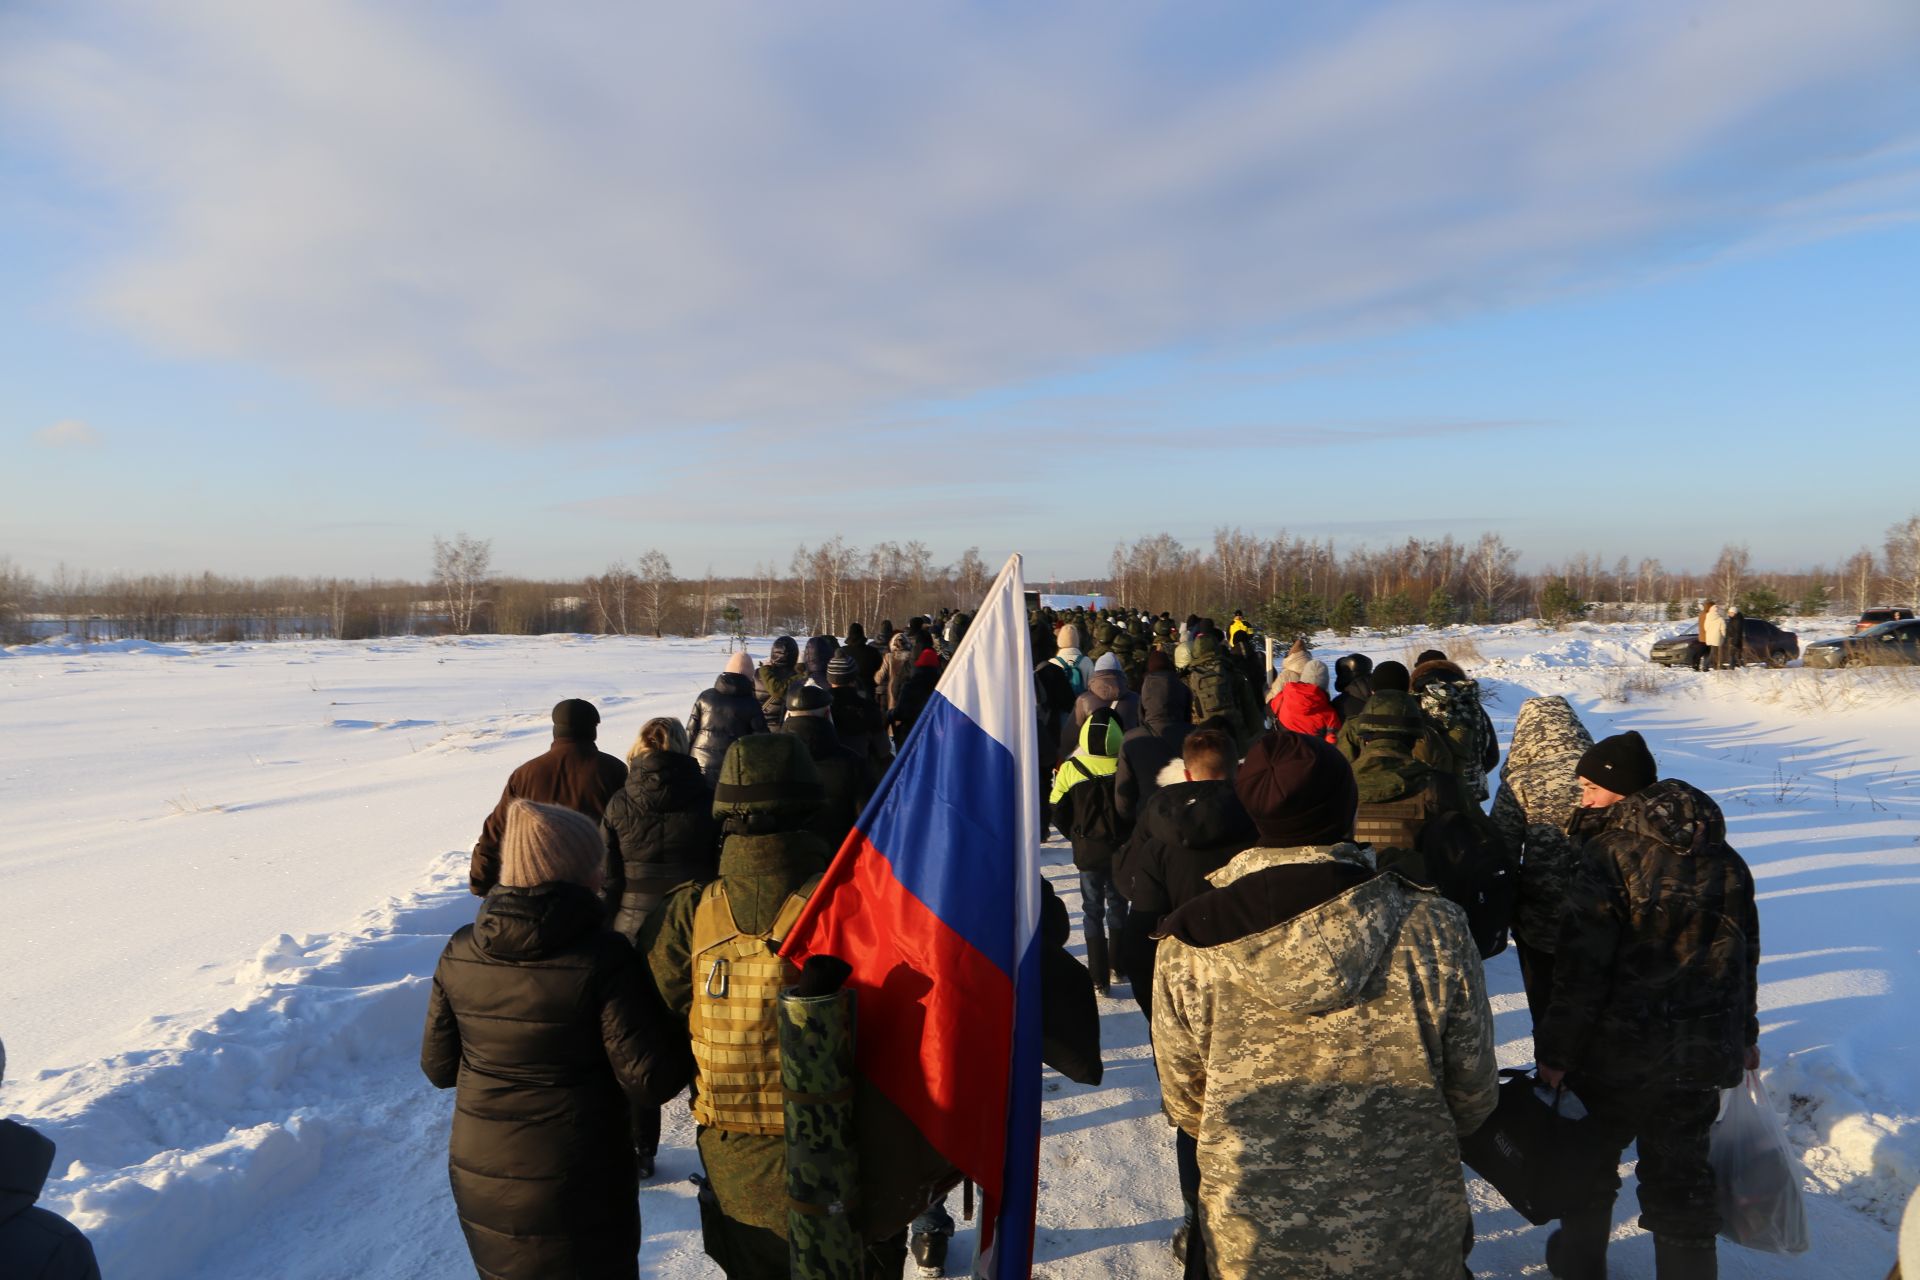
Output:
[2, 625, 1912, 1277]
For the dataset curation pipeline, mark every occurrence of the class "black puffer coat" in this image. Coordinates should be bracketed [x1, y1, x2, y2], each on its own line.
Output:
[687, 672, 768, 785]
[1538, 779, 1760, 1090]
[600, 750, 720, 939]
[755, 637, 803, 730]
[0, 1121, 99, 1280]
[423, 883, 690, 1280]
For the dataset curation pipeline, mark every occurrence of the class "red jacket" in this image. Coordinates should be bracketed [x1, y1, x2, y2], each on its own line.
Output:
[1272, 682, 1341, 744]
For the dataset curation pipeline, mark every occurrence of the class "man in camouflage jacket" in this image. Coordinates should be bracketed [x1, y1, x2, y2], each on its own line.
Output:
[1151, 731, 1498, 1280]
[1535, 735, 1759, 1280]
[1488, 695, 1596, 1024]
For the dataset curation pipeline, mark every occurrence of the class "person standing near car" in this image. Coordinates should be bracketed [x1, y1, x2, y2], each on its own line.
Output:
[1698, 601, 1727, 672]
[1535, 733, 1760, 1280]
[1724, 607, 1745, 668]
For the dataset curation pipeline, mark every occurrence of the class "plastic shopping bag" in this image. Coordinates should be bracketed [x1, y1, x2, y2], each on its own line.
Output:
[1709, 1069, 1810, 1254]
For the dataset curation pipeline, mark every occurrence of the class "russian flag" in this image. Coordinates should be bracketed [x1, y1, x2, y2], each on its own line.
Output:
[781, 553, 1043, 1279]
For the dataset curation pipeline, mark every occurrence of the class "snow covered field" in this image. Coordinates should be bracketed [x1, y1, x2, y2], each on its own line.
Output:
[2, 622, 1914, 1277]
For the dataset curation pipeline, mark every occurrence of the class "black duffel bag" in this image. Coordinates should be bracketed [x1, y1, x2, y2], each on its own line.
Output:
[1461, 1068, 1616, 1225]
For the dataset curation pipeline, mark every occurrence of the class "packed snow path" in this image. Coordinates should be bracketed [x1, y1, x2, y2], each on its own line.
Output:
[1, 626, 1913, 1276]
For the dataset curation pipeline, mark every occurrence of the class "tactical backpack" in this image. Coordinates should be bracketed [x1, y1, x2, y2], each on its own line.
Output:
[1419, 680, 1494, 804]
[1187, 662, 1247, 742]
[689, 876, 821, 1134]
[1350, 711, 1514, 958]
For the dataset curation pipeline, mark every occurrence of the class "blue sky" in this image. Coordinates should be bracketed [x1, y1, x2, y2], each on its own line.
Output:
[4, 1, 1918, 583]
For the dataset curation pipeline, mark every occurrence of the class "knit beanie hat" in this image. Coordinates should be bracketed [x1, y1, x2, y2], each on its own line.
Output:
[552, 698, 600, 740]
[1094, 652, 1124, 674]
[1173, 641, 1192, 670]
[1300, 659, 1330, 691]
[1146, 649, 1172, 674]
[914, 647, 943, 669]
[1577, 731, 1658, 797]
[827, 650, 859, 682]
[1372, 661, 1411, 693]
[499, 799, 603, 889]
[725, 650, 755, 677]
[1234, 730, 1358, 847]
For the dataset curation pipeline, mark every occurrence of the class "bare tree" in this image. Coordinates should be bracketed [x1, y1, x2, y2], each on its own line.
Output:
[50, 561, 90, 640]
[954, 547, 988, 609]
[0, 556, 34, 643]
[1884, 514, 1920, 608]
[635, 550, 674, 637]
[1845, 548, 1877, 614]
[1468, 533, 1519, 619]
[584, 561, 636, 634]
[1711, 544, 1750, 607]
[432, 533, 493, 635]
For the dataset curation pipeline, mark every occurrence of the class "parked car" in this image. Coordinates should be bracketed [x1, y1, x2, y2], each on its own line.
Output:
[1648, 617, 1799, 668]
[1804, 618, 1920, 668]
[1855, 606, 1916, 632]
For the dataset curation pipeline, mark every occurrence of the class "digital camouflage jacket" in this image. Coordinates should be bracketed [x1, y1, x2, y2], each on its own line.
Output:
[1489, 696, 1595, 951]
[1152, 844, 1498, 1280]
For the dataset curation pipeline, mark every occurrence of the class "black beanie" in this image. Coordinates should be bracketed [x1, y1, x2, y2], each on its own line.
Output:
[1372, 661, 1411, 693]
[1416, 649, 1447, 667]
[552, 698, 599, 740]
[1577, 731, 1657, 797]
[1233, 730, 1358, 848]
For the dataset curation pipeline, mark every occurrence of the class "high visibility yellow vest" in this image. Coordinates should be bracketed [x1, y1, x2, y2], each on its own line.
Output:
[688, 879, 816, 1134]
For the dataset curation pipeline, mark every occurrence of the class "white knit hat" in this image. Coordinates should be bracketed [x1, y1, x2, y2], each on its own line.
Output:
[499, 800, 603, 889]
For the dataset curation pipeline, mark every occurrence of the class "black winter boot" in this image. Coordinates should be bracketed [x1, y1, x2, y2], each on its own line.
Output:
[1544, 1205, 1611, 1279]
[1086, 931, 1110, 996]
[1653, 1238, 1716, 1280]
[909, 1226, 950, 1277]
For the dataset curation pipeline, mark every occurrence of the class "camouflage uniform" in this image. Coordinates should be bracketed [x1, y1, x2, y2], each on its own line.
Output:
[1152, 844, 1498, 1280]
[1488, 696, 1595, 954]
[1536, 777, 1760, 1250]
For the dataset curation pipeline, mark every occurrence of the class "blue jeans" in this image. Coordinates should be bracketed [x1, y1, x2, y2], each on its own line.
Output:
[912, 1197, 955, 1237]
[1078, 870, 1127, 951]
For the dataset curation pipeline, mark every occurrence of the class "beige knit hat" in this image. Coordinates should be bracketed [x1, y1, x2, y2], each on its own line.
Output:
[724, 650, 755, 677]
[499, 799, 603, 889]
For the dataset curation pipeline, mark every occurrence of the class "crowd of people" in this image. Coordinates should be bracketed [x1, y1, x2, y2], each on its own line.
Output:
[413, 603, 1780, 1280]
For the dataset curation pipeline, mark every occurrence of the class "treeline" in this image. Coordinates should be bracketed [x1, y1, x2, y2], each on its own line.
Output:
[3, 516, 1916, 645]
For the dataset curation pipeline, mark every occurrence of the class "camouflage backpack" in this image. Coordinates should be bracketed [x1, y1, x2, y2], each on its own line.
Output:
[1349, 703, 1513, 957]
[1419, 679, 1493, 804]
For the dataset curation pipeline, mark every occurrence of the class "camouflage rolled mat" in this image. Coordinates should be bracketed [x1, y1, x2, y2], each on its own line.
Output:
[780, 986, 860, 1280]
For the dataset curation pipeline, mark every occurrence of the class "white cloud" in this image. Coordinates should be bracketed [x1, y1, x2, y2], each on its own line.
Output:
[3, 0, 1917, 445]
[34, 419, 101, 448]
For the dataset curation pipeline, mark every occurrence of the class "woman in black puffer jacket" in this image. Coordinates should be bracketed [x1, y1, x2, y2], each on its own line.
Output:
[600, 716, 719, 1174]
[687, 651, 768, 784]
[423, 800, 690, 1280]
